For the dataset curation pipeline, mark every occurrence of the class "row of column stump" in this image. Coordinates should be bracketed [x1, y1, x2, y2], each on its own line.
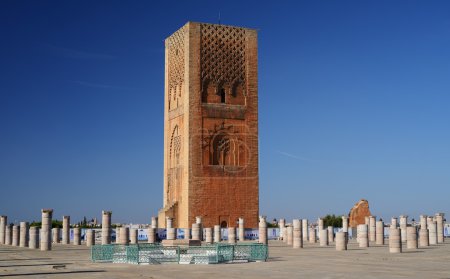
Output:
[278, 213, 446, 253]
[158, 216, 269, 245]
[0, 210, 270, 250]
[0, 210, 445, 254]
[0, 210, 96, 250]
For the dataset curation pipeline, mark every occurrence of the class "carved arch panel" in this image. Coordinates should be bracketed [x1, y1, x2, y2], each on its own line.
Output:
[168, 125, 182, 204]
[202, 122, 248, 167]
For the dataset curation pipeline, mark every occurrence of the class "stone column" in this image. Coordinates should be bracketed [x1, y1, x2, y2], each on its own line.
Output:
[166, 228, 176, 240]
[0, 216, 6, 245]
[12, 225, 20, 246]
[40, 209, 53, 251]
[115, 228, 120, 243]
[369, 216, 376, 242]
[342, 216, 349, 245]
[73, 228, 81, 245]
[119, 227, 129, 245]
[184, 228, 190, 240]
[195, 216, 203, 241]
[258, 216, 268, 245]
[214, 225, 221, 243]
[147, 227, 156, 244]
[318, 218, 324, 239]
[399, 215, 407, 242]
[326, 227, 333, 244]
[356, 224, 360, 243]
[191, 223, 200, 241]
[406, 226, 418, 249]
[293, 219, 302, 248]
[419, 228, 429, 247]
[358, 224, 369, 248]
[389, 228, 402, 253]
[205, 228, 213, 244]
[302, 219, 308, 242]
[86, 229, 95, 247]
[5, 224, 12, 245]
[391, 217, 398, 229]
[282, 225, 288, 243]
[279, 219, 285, 240]
[238, 218, 245, 241]
[101, 210, 112, 245]
[62, 216, 70, 244]
[19, 222, 29, 247]
[151, 217, 158, 229]
[52, 228, 60, 244]
[426, 216, 433, 229]
[365, 216, 370, 225]
[319, 229, 328, 246]
[342, 216, 348, 233]
[435, 213, 444, 243]
[308, 227, 316, 243]
[286, 225, 293, 245]
[166, 217, 173, 229]
[419, 215, 427, 230]
[428, 220, 437, 245]
[228, 227, 236, 244]
[376, 220, 384, 245]
[130, 229, 138, 244]
[29, 227, 39, 249]
[335, 232, 347, 251]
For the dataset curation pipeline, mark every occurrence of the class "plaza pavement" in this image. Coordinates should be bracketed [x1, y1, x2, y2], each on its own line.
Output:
[0, 240, 449, 278]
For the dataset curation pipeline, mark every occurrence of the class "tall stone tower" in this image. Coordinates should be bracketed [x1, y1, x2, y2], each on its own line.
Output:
[158, 22, 259, 229]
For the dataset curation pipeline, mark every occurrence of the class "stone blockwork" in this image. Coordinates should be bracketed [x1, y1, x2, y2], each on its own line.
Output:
[159, 22, 259, 229]
[349, 199, 372, 228]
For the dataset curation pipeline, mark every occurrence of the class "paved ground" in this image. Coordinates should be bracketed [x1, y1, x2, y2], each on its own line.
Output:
[0, 240, 449, 278]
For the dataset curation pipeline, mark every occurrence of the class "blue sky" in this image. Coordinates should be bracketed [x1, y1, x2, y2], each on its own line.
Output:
[1, 1, 449, 224]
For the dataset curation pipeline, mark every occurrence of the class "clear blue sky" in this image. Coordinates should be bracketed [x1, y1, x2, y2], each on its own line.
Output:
[1, 1, 449, 225]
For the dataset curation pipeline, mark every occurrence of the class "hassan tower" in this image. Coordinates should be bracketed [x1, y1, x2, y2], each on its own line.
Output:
[158, 22, 259, 229]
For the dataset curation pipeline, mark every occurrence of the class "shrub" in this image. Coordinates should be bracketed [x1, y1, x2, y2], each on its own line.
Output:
[322, 214, 343, 227]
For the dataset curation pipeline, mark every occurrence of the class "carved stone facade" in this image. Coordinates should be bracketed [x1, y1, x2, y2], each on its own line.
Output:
[159, 22, 259, 229]
[167, 25, 185, 111]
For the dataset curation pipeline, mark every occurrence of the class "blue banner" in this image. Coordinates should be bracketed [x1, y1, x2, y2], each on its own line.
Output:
[67, 225, 449, 242]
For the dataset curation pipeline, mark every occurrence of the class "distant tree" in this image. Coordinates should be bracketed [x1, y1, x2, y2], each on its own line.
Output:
[29, 220, 62, 228]
[30, 221, 40, 227]
[52, 220, 63, 228]
[323, 214, 343, 227]
[267, 222, 278, 228]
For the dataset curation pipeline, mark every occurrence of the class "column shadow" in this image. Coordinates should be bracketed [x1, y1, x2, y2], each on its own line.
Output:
[0, 270, 105, 277]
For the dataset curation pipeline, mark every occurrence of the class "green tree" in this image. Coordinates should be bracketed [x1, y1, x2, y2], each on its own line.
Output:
[322, 214, 343, 227]
[29, 220, 62, 228]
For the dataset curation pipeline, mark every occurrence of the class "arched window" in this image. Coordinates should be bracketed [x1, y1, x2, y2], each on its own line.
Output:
[170, 126, 181, 168]
[168, 126, 182, 204]
[211, 133, 239, 166]
[220, 88, 226, 103]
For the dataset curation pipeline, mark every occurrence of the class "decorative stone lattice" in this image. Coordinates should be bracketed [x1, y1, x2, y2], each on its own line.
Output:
[200, 24, 246, 88]
[167, 26, 185, 109]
